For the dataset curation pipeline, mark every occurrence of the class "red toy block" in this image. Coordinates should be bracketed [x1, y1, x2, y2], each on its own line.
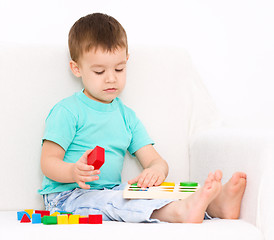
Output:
[20, 214, 31, 223]
[87, 146, 105, 170]
[79, 217, 89, 224]
[89, 214, 103, 224]
[35, 210, 50, 217]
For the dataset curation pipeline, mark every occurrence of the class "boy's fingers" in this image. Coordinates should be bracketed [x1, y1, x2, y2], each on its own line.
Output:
[78, 170, 100, 177]
[78, 174, 100, 189]
[91, 170, 100, 175]
[154, 176, 163, 186]
[148, 175, 158, 187]
[141, 174, 155, 188]
[78, 181, 91, 190]
[128, 176, 139, 185]
[77, 161, 94, 171]
[128, 175, 161, 188]
[85, 148, 94, 156]
[80, 175, 99, 183]
[79, 149, 94, 163]
[137, 174, 147, 188]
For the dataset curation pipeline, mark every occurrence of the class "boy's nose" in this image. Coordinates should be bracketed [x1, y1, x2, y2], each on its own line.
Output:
[105, 71, 117, 83]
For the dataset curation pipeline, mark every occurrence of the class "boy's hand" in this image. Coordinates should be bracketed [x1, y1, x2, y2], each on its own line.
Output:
[71, 149, 100, 189]
[128, 166, 166, 189]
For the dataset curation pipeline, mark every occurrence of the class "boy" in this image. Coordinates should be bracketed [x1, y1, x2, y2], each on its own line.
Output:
[39, 13, 246, 223]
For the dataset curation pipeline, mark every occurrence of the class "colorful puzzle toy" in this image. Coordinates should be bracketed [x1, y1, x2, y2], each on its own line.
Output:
[17, 209, 103, 225]
[87, 146, 105, 170]
[123, 182, 199, 199]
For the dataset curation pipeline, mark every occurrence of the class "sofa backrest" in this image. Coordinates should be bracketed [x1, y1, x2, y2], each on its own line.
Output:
[0, 44, 220, 210]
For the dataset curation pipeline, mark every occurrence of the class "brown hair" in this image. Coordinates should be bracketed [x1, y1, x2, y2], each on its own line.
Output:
[68, 13, 128, 62]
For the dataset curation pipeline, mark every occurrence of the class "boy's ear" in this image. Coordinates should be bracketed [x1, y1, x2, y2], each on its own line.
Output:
[69, 60, 81, 77]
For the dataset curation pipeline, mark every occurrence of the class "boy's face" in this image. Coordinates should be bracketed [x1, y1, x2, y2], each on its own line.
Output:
[70, 47, 128, 104]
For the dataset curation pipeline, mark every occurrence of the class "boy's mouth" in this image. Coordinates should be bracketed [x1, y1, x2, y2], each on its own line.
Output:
[104, 88, 117, 93]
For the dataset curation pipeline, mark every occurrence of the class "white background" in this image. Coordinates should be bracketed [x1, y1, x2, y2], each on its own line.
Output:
[1, 0, 274, 129]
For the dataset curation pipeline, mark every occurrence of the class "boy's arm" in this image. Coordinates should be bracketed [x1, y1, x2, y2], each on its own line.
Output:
[40, 140, 100, 189]
[128, 144, 169, 188]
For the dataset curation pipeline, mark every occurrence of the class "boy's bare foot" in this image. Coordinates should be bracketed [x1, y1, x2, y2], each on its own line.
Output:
[206, 172, 247, 219]
[151, 170, 222, 223]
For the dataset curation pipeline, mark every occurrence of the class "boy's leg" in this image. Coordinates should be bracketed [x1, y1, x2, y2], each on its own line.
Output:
[206, 172, 247, 219]
[50, 186, 173, 223]
[151, 170, 222, 223]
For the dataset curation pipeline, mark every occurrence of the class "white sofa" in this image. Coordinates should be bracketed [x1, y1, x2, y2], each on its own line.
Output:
[0, 43, 272, 240]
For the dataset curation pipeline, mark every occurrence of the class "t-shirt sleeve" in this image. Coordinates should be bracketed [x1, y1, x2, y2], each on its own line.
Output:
[126, 108, 154, 156]
[42, 104, 77, 151]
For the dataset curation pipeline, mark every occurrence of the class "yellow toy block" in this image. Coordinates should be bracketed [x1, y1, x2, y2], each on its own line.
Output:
[160, 182, 175, 187]
[57, 215, 69, 224]
[24, 209, 34, 219]
[69, 215, 80, 224]
[50, 212, 60, 216]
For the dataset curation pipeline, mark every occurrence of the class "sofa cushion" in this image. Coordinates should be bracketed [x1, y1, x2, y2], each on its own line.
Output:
[0, 211, 263, 240]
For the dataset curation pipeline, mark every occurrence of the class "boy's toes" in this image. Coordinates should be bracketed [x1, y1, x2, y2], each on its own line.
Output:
[208, 172, 215, 181]
[205, 173, 214, 188]
[231, 172, 247, 185]
[214, 170, 223, 181]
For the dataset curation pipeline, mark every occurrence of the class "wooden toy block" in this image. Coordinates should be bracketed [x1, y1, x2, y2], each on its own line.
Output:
[20, 214, 31, 223]
[32, 214, 42, 224]
[59, 211, 73, 216]
[160, 182, 175, 187]
[89, 214, 103, 224]
[17, 211, 30, 221]
[87, 146, 105, 170]
[43, 216, 57, 225]
[68, 214, 80, 224]
[123, 182, 199, 199]
[35, 210, 50, 217]
[24, 209, 34, 218]
[57, 215, 69, 224]
[50, 212, 60, 216]
[79, 217, 89, 224]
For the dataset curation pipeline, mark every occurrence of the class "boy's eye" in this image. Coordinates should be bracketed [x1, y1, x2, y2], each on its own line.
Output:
[94, 70, 105, 75]
[115, 68, 124, 72]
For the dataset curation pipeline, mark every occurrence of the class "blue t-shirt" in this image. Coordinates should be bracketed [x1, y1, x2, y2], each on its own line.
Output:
[38, 90, 154, 195]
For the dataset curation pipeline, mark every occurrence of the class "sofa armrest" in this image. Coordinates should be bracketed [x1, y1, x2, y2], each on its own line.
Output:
[189, 127, 274, 237]
[256, 147, 274, 240]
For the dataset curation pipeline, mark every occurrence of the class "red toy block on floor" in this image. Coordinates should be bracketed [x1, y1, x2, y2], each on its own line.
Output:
[87, 146, 105, 170]
[89, 214, 103, 224]
[79, 217, 89, 224]
[35, 210, 50, 217]
[20, 214, 31, 223]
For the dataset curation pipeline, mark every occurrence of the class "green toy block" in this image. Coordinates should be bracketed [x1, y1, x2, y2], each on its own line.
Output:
[43, 216, 58, 225]
[59, 211, 73, 215]
[180, 182, 198, 187]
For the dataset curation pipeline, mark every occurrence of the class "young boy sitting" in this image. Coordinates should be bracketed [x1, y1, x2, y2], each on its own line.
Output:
[39, 13, 246, 223]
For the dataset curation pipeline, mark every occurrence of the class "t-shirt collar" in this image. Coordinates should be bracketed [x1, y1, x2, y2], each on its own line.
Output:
[76, 89, 118, 112]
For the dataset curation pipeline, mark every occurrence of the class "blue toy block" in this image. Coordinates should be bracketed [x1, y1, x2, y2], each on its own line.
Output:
[32, 213, 42, 224]
[17, 211, 31, 221]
